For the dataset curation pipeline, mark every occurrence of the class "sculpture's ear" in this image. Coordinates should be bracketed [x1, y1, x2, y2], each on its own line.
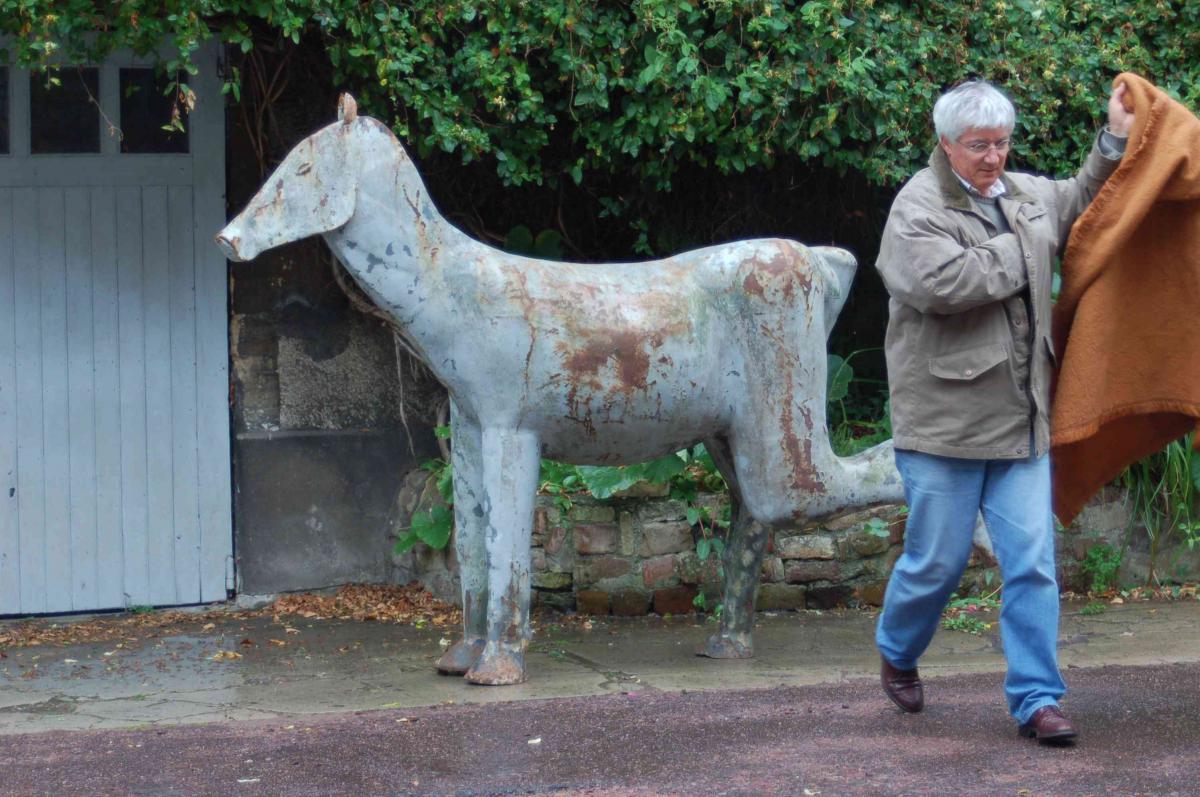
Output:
[337, 93, 358, 124]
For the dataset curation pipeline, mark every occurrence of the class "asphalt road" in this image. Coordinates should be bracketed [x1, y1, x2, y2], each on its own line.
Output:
[2, 661, 1196, 797]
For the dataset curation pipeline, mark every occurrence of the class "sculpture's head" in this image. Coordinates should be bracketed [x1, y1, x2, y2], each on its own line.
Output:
[216, 94, 361, 262]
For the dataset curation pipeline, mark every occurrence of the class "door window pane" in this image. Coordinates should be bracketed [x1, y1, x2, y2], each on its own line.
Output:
[0, 67, 9, 154]
[120, 69, 188, 154]
[30, 68, 100, 154]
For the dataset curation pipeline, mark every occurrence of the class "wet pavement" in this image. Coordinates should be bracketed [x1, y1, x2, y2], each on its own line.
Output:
[1, 599, 1199, 795]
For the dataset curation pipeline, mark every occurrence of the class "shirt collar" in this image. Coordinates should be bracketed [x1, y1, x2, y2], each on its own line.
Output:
[952, 169, 1007, 199]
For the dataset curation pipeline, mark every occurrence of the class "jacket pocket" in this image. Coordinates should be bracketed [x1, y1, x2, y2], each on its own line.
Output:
[928, 343, 1009, 381]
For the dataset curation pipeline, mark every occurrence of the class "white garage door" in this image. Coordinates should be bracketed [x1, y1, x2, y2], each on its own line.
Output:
[0, 43, 231, 614]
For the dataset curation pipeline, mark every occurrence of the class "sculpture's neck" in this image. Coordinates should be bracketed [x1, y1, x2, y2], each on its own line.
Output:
[322, 134, 471, 360]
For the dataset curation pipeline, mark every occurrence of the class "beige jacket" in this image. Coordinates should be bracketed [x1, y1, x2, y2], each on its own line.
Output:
[876, 141, 1119, 459]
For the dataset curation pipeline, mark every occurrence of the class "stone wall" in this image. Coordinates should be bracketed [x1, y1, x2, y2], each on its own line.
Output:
[391, 478, 1200, 615]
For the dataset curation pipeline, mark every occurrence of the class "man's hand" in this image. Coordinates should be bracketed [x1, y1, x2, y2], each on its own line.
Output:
[1108, 82, 1135, 137]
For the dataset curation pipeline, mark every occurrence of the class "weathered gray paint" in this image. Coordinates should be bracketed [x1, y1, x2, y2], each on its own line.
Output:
[0, 43, 231, 615]
[0, 189, 16, 612]
[219, 97, 908, 684]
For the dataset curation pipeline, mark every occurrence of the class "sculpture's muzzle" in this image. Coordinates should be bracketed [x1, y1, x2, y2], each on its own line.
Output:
[215, 227, 253, 262]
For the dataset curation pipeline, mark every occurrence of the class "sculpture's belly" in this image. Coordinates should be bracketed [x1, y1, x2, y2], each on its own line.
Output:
[535, 389, 729, 465]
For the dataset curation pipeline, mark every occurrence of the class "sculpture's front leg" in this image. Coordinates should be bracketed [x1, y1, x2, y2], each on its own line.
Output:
[465, 426, 541, 685]
[436, 404, 488, 675]
[699, 497, 766, 659]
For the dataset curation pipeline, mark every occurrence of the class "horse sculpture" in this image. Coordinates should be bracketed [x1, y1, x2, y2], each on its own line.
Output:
[217, 95, 905, 685]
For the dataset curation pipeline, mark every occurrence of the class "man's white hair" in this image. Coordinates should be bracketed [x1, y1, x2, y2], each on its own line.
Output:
[933, 80, 1016, 141]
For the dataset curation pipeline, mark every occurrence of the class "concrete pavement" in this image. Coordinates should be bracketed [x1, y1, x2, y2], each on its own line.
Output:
[1, 599, 1198, 734]
[1, 599, 1199, 795]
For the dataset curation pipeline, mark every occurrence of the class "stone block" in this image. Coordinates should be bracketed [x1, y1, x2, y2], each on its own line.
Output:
[856, 580, 888, 607]
[776, 534, 836, 560]
[576, 523, 619, 555]
[531, 508, 549, 547]
[611, 589, 651, 616]
[612, 481, 671, 499]
[821, 506, 890, 532]
[642, 554, 680, 589]
[545, 525, 569, 556]
[574, 555, 632, 585]
[534, 590, 576, 612]
[1071, 500, 1130, 536]
[531, 548, 547, 572]
[785, 560, 841, 583]
[756, 583, 807, 611]
[640, 521, 695, 556]
[618, 511, 641, 556]
[653, 585, 699, 615]
[532, 571, 573, 590]
[577, 589, 611, 615]
[637, 499, 688, 524]
[675, 551, 703, 585]
[846, 530, 891, 558]
[568, 503, 618, 524]
[807, 585, 854, 609]
[761, 556, 785, 583]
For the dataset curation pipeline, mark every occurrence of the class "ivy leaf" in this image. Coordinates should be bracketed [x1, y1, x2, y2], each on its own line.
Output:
[393, 528, 421, 554]
[696, 537, 712, 561]
[577, 465, 643, 499]
[641, 454, 686, 485]
[864, 517, 890, 538]
[412, 505, 454, 549]
[827, 354, 853, 402]
[436, 464, 454, 503]
[504, 225, 535, 254]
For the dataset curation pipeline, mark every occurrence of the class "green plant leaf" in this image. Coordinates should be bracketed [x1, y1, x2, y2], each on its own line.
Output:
[642, 454, 686, 484]
[412, 505, 454, 549]
[826, 354, 853, 402]
[576, 465, 643, 499]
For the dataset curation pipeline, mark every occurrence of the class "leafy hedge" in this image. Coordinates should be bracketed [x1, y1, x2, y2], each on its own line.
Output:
[4, 1, 1198, 192]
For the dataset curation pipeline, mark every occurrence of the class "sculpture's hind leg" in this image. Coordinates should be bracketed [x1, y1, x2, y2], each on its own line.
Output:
[436, 404, 488, 675]
[697, 437, 767, 659]
[465, 426, 541, 685]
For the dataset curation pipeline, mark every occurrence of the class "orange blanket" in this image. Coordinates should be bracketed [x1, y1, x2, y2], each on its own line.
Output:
[1051, 73, 1200, 525]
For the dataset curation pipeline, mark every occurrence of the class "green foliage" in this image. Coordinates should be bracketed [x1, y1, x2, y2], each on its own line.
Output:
[826, 349, 891, 456]
[1081, 542, 1123, 593]
[1122, 433, 1200, 584]
[394, 504, 454, 554]
[504, 226, 566, 259]
[5, 1, 1199, 194]
[940, 593, 1000, 635]
[1079, 601, 1107, 616]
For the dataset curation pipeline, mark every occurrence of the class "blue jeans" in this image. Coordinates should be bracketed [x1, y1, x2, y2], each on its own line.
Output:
[875, 449, 1066, 724]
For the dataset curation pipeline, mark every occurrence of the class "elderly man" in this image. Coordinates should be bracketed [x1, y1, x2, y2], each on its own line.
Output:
[874, 79, 1134, 744]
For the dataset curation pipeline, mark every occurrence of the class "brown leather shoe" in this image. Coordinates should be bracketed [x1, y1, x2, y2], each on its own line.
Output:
[881, 657, 924, 713]
[1019, 706, 1079, 745]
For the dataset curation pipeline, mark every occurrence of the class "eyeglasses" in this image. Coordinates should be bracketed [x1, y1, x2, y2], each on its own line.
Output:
[959, 138, 1012, 155]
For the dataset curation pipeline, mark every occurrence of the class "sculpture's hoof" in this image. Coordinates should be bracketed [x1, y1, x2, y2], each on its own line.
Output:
[697, 633, 754, 659]
[465, 647, 527, 685]
[435, 638, 485, 676]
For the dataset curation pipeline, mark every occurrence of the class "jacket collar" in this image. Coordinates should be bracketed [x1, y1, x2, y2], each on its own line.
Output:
[929, 145, 1035, 210]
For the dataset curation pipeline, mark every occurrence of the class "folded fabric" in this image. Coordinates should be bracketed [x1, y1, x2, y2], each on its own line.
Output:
[1051, 72, 1200, 524]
